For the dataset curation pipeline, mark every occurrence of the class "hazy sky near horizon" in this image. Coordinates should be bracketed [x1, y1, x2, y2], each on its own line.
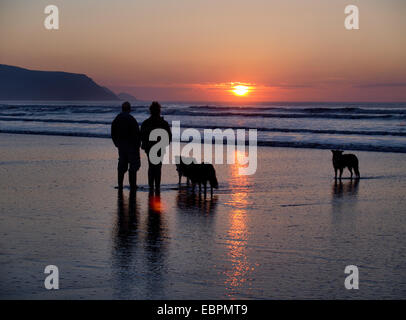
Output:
[1, 0, 405, 101]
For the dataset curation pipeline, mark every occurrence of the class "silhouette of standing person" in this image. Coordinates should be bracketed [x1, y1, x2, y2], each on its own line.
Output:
[111, 101, 141, 190]
[141, 102, 172, 194]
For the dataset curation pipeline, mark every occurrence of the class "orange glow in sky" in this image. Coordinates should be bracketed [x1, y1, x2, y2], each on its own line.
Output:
[1, 0, 405, 102]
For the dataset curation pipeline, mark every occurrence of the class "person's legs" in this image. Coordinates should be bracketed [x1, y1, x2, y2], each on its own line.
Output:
[128, 149, 140, 190]
[128, 169, 137, 189]
[147, 157, 155, 191]
[153, 164, 162, 194]
[117, 148, 129, 189]
[147, 151, 163, 193]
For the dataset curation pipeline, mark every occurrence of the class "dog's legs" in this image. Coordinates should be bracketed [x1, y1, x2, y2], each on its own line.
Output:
[349, 167, 353, 180]
[210, 185, 213, 198]
[178, 173, 181, 185]
[334, 168, 337, 180]
[339, 168, 343, 180]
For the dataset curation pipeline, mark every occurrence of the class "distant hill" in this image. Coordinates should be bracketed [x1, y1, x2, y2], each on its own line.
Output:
[117, 92, 137, 101]
[0, 64, 118, 101]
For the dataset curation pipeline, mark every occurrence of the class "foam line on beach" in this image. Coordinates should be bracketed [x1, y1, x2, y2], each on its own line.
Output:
[2, 129, 406, 153]
[1, 117, 405, 137]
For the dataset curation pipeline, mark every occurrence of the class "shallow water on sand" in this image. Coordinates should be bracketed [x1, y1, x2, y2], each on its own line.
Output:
[0, 134, 405, 299]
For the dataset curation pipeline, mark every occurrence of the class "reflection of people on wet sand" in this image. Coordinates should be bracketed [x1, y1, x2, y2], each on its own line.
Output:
[143, 194, 167, 296]
[114, 190, 139, 256]
[111, 102, 141, 190]
[141, 102, 172, 195]
[147, 193, 165, 252]
[176, 188, 218, 216]
[111, 190, 140, 296]
[332, 179, 360, 198]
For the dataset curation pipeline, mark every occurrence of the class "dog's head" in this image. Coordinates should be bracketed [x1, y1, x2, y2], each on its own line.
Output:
[210, 176, 219, 189]
[331, 150, 343, 158]
[207, 165, 219, 189]
[175, 156, 195, 173]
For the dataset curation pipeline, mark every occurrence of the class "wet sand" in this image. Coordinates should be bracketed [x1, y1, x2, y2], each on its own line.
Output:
[0, 133, 405, 299]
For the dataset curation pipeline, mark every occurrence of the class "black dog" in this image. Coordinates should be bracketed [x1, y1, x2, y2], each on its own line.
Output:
[175, 157, 218, 197]
[331, 150, 360, 179]
[175, 156, 194, 184]
[189, 163, 219, 197]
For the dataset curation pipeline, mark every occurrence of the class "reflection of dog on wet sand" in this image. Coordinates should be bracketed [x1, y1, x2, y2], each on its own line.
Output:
[176, 188, 218, 215]
[175, 156, 219, 197]
[332, 179, 359, 197]
[331, 150, 360, 180]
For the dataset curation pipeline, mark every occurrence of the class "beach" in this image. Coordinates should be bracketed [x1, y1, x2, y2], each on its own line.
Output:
[0, 133, 405, 299]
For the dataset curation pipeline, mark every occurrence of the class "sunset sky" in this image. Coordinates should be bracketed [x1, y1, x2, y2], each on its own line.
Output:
[1, 0, 405, 102]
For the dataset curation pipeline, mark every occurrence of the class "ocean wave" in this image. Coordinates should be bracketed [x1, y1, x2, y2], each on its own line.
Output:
[163, 110, 404, 120]
[0, 104, 148, 116]
[2, 103, 406, 119]
[1, 129, 405, 153]
[188, 105, 406, 115]
[1, 116, 406, 136]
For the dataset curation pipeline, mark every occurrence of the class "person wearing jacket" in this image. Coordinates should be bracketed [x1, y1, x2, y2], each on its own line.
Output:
[111, 101, 141, 190]
[141, 101, 172, 194]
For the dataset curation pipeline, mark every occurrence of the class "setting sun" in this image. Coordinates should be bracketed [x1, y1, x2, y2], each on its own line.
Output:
[232, 85, 249, 96]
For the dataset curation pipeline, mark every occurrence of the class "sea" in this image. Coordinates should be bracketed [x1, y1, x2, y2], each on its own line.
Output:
[1, 101, 406, 153]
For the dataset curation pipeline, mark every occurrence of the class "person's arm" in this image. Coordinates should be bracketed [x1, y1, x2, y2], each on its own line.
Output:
[133, 118, 141, 149]
[140, 122, 146, 150]
[111, 118, 119, 147]
[165, 120, 172, 142]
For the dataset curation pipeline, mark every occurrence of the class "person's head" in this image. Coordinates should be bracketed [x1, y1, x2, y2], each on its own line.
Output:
[150, 101, 161, 117]
[122, 101, 131, 113]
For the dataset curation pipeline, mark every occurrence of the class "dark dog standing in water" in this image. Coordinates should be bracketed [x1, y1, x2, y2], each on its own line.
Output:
[176, 157, 218, 197]
[189, 163, 219, 197]
[175, 156, 194, 185]
[331, 150, 360, 179]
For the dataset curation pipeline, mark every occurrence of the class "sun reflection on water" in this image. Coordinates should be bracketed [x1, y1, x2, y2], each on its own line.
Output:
[224, 152, 254, 296]
[149, 194, 164, 213]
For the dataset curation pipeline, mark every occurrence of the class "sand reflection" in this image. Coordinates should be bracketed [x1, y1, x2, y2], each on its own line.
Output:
[176, 187, 218, 216]
[331, 179, 360, 226]
[112, 190, 140, 297]
[332, 179, 360, 199]
[224, 152, 253, 296]
[146, 194, 166, 258]
[113, 190, 140, 264]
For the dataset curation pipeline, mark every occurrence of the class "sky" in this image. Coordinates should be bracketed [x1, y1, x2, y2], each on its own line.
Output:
[0, 0, 405, 102]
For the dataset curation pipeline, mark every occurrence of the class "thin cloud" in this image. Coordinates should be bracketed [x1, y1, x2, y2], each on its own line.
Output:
[355, 82, 406, 88]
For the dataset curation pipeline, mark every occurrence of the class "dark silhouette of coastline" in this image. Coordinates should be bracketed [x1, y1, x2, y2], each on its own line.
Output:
[0, 64, 118, 100]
